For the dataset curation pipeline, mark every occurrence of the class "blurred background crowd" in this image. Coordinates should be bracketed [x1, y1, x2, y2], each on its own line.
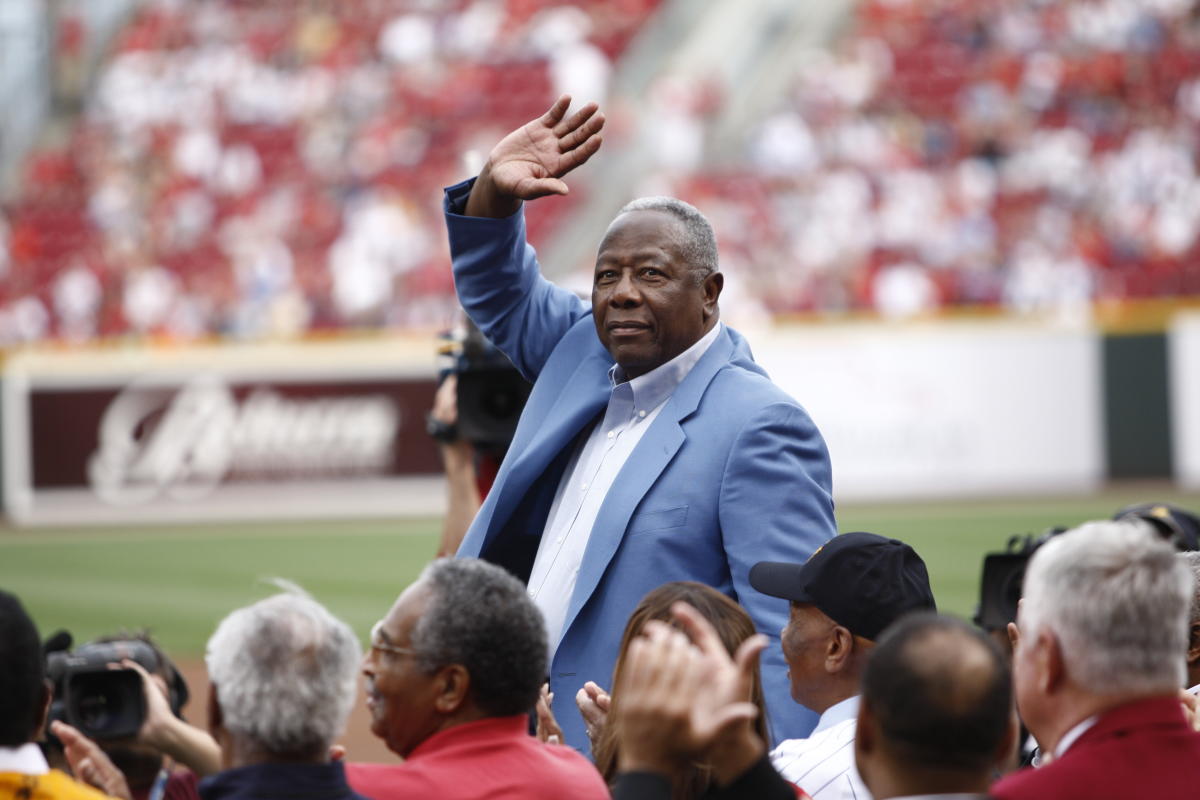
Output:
[4, 0, 1200, 346]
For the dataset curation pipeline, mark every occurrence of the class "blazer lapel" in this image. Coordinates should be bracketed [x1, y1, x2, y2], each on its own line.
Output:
[482, 354, 610, 550]
[556, 328, 738, 646]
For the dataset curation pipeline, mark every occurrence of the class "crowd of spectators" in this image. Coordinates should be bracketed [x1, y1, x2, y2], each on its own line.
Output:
[2, 503, 1200, 796]
[4, 502, 1200, 800]
[5, 0, 1200, 344]
[0, 0, 656, 345]
[661, 0, 1200, 318]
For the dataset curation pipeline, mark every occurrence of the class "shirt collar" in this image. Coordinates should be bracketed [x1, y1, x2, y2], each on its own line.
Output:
[1053, 714, 1099, 759]
[0, 743, 49, 775]
[608, 323, 722, 412]
[814, 695, 861, 734]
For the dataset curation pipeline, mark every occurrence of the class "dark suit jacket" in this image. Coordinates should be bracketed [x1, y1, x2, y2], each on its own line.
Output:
[990, 695, 1200, 799]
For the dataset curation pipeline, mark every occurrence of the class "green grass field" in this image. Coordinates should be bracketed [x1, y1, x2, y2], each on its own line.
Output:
[2, 485, 1197, 657]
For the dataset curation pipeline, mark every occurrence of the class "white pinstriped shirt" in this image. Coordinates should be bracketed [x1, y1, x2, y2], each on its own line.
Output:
[770, 695, 872, 800]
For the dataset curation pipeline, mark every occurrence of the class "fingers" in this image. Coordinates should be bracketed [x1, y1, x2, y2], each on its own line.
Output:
[1006, 621, 1020, 650]
[552, 100, 600, 136]
[733, 634, 769, 673]
[1180, 689, 1200, 732]
[540, 94, 573, 127]
[670, 602, 726, 658]
[555, 134, 603, 178]
[536, 683, 563, 743]
[513, 176, 571, 199]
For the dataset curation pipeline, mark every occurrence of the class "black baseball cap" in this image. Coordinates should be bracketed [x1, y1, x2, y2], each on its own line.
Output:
[1113, 502, 1200, 552]
[749, 531, 936, 641]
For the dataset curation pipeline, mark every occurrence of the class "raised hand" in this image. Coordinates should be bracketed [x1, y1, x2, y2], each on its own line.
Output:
[612, 603, 766, 778]
[466, 95, 605, 218]
[51, 720, 133, 800]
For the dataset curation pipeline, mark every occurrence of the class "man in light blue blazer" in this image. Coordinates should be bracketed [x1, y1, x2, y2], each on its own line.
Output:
[445, 96, 836, 753]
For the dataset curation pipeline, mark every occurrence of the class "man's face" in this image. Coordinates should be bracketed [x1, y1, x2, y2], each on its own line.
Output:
[592, 210, 721, 379]
[780, 602, 837, 706]
[361, 581, 441, 758]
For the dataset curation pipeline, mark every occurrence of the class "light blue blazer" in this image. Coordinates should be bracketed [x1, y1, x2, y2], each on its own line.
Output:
[445, 180, 836, 752]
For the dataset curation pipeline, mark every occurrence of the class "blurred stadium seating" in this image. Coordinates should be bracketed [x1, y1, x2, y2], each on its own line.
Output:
[2, 0, 1200, 345]
[0, 0, 658, 343]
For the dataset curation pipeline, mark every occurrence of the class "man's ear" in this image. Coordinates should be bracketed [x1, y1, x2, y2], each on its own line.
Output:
[825, 626, 855, 674]
[34, 679, 52, 740]
[1037, 630, 1065, 695]
[433, 665, 472, 715]
[702, 272, 723, 317]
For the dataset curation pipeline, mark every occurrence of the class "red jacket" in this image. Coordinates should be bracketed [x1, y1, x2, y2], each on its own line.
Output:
[991, 695, 1200, 800]
[346, 715, 609, 800]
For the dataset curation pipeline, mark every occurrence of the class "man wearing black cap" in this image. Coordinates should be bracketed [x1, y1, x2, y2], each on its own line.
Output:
[749, 532, 937, 800]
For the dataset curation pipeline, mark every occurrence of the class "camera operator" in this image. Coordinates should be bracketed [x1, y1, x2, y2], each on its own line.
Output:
[45, 633, 219, 800]
[0, 589, 112, 800]
[427, 320, 530, 557]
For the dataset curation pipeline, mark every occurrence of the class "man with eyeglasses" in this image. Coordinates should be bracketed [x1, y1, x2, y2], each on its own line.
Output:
[346, 559, 608, 800]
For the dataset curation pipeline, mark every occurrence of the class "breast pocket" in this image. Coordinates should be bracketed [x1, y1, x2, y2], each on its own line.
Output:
[627, 505, 689, 537]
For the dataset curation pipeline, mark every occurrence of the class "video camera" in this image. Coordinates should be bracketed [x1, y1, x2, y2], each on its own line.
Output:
[433, 319, 532, 457]
[974, 502, 1200, 633]
[45, 635, 189, 741]
[973, 527, 1066, 633]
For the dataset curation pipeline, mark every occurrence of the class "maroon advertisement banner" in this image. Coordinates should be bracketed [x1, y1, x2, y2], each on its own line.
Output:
[9, 371, 442, 521]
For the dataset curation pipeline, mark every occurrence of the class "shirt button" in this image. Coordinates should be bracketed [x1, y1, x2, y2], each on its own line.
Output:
[528, 589, 536, 598]
[638, 410, 647, 418]
[581, 482, 589, 490]
[607, 430, 615, 439]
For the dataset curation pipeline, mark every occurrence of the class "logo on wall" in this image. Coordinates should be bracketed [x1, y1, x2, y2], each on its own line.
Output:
[87, 375, 400, 505]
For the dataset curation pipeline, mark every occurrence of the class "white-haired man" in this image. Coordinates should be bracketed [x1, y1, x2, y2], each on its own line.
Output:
[199, 592, 369, 800]
[991, 519, 1200, 799]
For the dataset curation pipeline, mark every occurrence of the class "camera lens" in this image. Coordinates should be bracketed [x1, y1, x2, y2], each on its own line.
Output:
[77, 693, 114, 731]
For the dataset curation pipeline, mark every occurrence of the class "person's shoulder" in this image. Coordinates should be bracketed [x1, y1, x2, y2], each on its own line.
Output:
[344, 762, 436, 797]
[529, 743, 610, 796]
[10, 770, 114, 800]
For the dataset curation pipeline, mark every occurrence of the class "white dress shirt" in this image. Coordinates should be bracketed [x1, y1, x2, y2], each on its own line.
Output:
[527, 323, 722, 652]
[771, 695, 872, 800]
[0, 742, 49, 774]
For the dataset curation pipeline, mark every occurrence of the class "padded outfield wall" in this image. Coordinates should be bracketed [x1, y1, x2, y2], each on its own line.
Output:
[1, 314, 1197, 525]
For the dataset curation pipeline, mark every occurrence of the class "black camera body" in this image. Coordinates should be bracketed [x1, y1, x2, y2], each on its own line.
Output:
[974, 528, 1066, 633]
[438, 320, 532, 457]
[46, 639, 188, 741]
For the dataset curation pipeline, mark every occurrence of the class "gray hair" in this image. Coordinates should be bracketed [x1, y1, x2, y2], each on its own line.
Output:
[1182, 551, 1200, 627]
[616, 196, 719, 280]
[205, 590, 361, 756]
[410, 559, 547, 717]
[1020, 519, 1192, 694]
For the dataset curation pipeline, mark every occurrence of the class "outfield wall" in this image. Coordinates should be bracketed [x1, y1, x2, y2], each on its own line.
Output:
[1173, 312, 1200, 491]
[2, 316, 1195, 525]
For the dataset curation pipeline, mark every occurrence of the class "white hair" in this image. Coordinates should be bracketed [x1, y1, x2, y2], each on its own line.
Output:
[1181, 551, 1200, 627]
[1021, 519, 1192, 694]
[205, 591, 361, 755]
[615, 196, 719, 280]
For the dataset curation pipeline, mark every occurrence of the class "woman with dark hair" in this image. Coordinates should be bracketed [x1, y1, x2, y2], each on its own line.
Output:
[538, 581, 770, 800]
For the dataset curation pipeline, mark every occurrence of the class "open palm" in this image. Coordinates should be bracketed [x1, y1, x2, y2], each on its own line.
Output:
[487, 94, 606, 200]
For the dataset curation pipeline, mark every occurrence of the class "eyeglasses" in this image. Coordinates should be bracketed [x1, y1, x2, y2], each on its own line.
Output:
[369, 621, 418, 658]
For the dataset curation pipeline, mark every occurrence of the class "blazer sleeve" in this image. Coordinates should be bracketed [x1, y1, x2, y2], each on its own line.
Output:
[444, 179, 591, 381]
[718, 401, 837, 742]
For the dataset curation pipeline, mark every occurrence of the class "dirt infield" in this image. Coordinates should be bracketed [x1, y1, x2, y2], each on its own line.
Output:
[176, 658, 396, 764]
